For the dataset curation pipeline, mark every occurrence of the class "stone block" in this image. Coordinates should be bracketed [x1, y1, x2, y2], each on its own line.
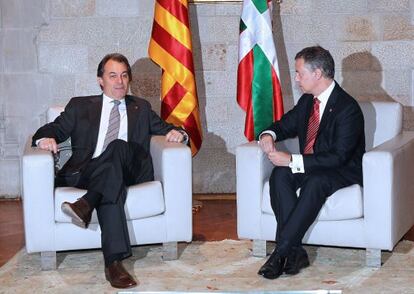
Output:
[131, 66, 161, 99]
[136, 0, 156, 16]
[194, 43, 228, 71]
[311, 0, 368, 15]
[372, 41, 414, 69]
[336, 15, 380, 42]
[0, 0, 48, 28]
[75, 73, 101, 96]
[412, 69, 414, 106]
[196, 16, 239, 44]
[281, 15, 336, 43]
[38, 45, 88, 74]
[403, 105, 414, 130]
[199, 70, 236, 98]
[216, 3, 242, 16]
[0, 159, 20, 196]
[3, 29, 37, 72]
[279, 0, 310, 16]
[192, 147, 236, 193]
[411, 0, 414, 24]
[2, 73, 52, 119]
[383, 14, 414, 41]
[340, 70, 388, 98]
[190, 3, 217, 17]
[51, 0, 96, 18]
[383, 69, 411, 98]
[368, 0, 409, 13]
[0, 32, 4, 72]
[51, 74, 76, 101]
[96, 0, 140, 17]
[38, 17, 152, 49]
[204, 97, 229, 123]
[225, 44, 239, 72]
[335, 47, 380, 71]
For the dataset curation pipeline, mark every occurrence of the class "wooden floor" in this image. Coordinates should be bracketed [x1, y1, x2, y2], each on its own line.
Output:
[1, 197, 413, 267]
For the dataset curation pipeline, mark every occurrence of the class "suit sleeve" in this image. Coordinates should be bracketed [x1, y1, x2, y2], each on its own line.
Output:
[146, 102, 185, 136]
[303, 101, 364, 172]
[257, 96, 308, 141]
[32, 99, 77, 146]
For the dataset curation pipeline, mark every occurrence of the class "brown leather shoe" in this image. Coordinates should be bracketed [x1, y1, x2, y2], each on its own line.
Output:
[61, 197, 92, 228]
[105, 260, 138, 289]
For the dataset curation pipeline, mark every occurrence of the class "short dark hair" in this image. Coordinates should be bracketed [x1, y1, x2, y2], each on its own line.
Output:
[97, 53, 132, 80]
[295, 46, 335, 79]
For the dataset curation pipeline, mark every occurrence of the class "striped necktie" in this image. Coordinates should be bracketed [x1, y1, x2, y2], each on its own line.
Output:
[102, 100, 121, 152]
[304, 97, 320, 154]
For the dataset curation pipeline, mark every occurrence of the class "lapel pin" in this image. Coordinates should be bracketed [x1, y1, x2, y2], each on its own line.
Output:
[329, 108, 332, 112]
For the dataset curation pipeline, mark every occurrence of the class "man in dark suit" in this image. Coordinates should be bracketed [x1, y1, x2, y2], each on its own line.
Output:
[32, 53, 187, 289]
[257, 46, 365, 279]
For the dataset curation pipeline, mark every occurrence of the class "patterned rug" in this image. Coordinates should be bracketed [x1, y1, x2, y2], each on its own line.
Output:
[1, 240, 413, 293]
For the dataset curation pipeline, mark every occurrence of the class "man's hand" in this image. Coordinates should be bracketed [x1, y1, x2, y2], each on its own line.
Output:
[38, 138, 58, 154]
[259, 134, 276, 155]
[268, 151, 291, 167]
[165, 129, 185, 143]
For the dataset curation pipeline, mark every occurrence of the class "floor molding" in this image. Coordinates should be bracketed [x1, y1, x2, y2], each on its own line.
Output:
[194, 193, 236, 200]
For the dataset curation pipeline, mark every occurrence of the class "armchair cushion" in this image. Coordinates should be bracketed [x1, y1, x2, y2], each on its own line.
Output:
[54, 181, 164, 223]
[262, 182, 363, 221]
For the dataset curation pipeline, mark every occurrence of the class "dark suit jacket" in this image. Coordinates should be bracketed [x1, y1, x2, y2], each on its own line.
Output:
[32, 94, 179, 179]
[261, 82, 365, 185]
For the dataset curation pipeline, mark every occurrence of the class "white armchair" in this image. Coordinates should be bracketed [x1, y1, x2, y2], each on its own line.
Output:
[236, 101, 414, 267]
[22, 107, 192, 270]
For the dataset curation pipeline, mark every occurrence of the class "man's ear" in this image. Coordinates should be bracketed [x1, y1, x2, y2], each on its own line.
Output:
[314, 68, 323, 80]
[97, 77, 103, 87]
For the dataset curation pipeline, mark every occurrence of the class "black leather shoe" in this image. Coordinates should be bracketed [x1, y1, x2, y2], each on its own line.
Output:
[284, 246, 310, 275]
[105, 260, 138, 289]
[257, 250, 286, 279]
[61, 197, 92, 228]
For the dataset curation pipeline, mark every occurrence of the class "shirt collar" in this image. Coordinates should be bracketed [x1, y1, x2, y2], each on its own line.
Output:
[316, 80, 335, 105]
[103, 93, 125, 105]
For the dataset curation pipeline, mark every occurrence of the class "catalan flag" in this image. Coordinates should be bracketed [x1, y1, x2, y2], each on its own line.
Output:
[237, 0, 284, 141]
[148, 0, 202, 156]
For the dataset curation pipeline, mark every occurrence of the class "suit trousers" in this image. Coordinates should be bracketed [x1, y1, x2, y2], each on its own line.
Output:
[269, 166, 353, 257]
[60, 139, 154, 262]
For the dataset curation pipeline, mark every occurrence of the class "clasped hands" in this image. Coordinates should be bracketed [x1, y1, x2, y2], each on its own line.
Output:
[259, 134, 291, 167]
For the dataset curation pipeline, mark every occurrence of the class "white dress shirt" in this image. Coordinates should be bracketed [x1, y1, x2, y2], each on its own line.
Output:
[92, 94, 128, 158]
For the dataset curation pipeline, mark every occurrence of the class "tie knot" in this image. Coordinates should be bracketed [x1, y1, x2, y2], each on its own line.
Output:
[112, 100, 121, 106]
[313, 97, 320, 105]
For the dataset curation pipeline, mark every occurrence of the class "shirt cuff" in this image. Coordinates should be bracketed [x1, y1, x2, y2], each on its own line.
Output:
[179, 130, 189, 145]
[35, 138, 47, 147]
[289, 154, 305, 173]
[258, 130, 276, 142]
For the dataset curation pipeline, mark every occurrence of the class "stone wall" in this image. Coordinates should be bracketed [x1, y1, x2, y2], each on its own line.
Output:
[1, 0, 414, 196]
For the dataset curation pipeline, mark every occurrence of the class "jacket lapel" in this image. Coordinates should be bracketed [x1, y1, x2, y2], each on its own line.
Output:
[126, 96, 140, 141]
[317, 82, 340, 137]
[88, 95, 103, 152]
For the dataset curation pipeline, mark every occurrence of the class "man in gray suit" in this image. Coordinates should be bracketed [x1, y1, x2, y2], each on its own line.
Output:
[33, 53, 187, 289]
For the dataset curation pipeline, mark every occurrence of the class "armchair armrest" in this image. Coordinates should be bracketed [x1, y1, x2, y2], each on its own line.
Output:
[22, 136, 56, 253]
[150, 136, 192, 242]
[236, 141, 274, 239]
[363, 131, 414, 250]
